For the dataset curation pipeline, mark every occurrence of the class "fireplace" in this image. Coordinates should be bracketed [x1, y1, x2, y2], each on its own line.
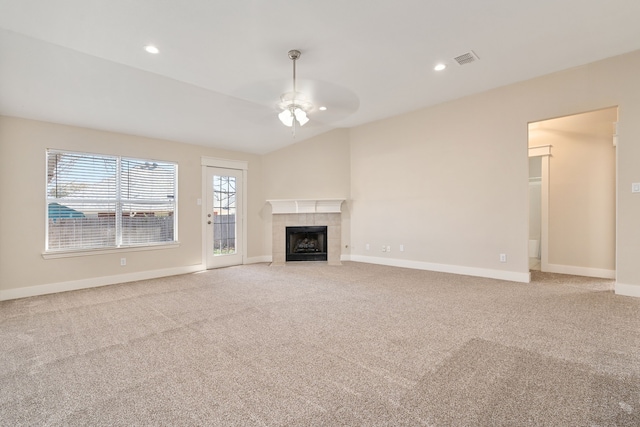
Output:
[267, 199, 344, 266]
[286, 226, 328, 262]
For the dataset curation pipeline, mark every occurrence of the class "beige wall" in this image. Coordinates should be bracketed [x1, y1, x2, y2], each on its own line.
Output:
[0, 116, 263, 297]
[349, 94, 529, 278]
[261, 129, 351, 200]
[529, 109, 616, 274]
[346, 50, 640, 292]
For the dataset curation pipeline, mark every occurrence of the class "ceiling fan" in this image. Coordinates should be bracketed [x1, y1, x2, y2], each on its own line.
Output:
[227, 49, 360, 135]
[277, 49, 312, 133]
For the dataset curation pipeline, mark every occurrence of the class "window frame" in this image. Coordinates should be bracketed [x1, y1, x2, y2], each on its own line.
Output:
[44, 149, 179, 257]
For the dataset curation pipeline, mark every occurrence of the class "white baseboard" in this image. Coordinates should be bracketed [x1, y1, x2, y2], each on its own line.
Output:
[615, 282, 640, 298]
[340, 254, 352, 262]
[545, 263, 615, 279]
[0, 264, 206, 301]
[246, 256, 272, 264]
[348, 255, 530, 283]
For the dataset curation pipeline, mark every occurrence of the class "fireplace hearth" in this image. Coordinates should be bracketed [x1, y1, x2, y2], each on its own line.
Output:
[286, 226, 327, 262]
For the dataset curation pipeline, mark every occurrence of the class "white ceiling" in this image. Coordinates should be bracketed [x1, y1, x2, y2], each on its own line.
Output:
[1, 0, 639, 154]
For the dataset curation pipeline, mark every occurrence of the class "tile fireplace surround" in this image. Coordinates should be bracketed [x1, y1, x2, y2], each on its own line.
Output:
[267, 200, 344, 266]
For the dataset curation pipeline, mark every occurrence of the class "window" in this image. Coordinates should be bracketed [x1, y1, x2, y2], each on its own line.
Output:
[46, 150, 177, 252]
[213, 174, 237, 255]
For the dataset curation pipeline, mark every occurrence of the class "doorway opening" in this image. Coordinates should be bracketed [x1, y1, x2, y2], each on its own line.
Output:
[528, 107, 617, 279]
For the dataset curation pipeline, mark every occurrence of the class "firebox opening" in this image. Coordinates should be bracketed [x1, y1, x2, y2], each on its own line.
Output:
[286, 226, 328, 262]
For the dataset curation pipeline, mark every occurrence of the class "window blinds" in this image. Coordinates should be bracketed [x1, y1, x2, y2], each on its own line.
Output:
[46, 150, 177, 251]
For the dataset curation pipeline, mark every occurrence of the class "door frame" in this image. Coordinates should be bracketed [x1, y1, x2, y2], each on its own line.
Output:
[201, 157, 248, 268]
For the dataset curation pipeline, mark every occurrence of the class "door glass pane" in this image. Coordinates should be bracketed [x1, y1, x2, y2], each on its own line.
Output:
[213, 175, 236, 255]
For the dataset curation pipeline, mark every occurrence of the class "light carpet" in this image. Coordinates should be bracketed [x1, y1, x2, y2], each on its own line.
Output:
[1, 262, 639, 426]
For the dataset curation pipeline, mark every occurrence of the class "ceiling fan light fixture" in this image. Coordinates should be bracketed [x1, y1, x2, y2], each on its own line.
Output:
[278, 49, 312, 132]
[278, 105, 309, 127]
[278, 109, 294, 127]
[294, 108, 309, 126]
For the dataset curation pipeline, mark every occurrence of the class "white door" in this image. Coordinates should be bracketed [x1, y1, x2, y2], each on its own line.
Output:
[206, 167, 243, 268]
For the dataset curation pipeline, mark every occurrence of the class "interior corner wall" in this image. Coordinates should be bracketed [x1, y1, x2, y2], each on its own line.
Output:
[0, 116, 263, 299]
[260, 129, 352, 257]
[348, 50, 640, 292]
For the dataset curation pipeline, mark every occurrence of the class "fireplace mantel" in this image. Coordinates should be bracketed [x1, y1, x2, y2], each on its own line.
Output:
[267, 199, 344, 214]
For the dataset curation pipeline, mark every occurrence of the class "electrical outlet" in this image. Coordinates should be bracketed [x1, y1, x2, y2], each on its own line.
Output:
[366, 243, 370, 251]
[386, 245, 391, 252]
[120, 257, 126, 266]
[499, 254, 507, 263]
[382, 245, 386, 252]
[400, 244, 404, 252]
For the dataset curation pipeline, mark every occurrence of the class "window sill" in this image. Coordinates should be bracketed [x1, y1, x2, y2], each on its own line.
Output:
[42, 242, 180, 259]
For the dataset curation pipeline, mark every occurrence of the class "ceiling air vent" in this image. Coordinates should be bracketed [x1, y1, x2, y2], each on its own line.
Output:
[453, 50, 479, 66]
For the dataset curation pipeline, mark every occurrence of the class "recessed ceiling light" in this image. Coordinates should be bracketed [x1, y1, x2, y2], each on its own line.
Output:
[434, 63, 446, 71]
[145, 45, 160, 54]
[319, 106, 327, 111]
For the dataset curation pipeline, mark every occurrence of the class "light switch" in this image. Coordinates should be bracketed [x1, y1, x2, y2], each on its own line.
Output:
[632, 183, 640, 193]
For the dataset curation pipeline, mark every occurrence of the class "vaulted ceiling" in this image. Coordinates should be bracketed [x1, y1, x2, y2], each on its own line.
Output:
[1, 0, 639, 154]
